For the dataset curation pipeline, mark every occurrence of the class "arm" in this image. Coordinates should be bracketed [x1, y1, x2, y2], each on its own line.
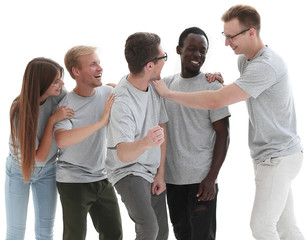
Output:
[197, 116, 230, 201]
[151, 123, 167, 195]
[36, 106, 74, 162]
[117, 125, 164, 163]
[55, 93, 113, 148]
[153, 80, 250, 110]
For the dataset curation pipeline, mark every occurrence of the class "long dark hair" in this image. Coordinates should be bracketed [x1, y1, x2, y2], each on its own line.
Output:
[10, 57, 63, 181]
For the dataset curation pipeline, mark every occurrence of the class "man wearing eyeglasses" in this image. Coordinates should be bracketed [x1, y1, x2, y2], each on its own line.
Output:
[153, 5, 304, 240]
[162, 27, 230, 240]
[105, 32, 169, 240]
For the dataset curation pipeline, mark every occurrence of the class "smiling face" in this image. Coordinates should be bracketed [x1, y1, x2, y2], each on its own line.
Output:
[223, 18, 250, 55]
[178, 33, 208, 78]
[74, 52, 103, 89]
[40, 70, 64, 104]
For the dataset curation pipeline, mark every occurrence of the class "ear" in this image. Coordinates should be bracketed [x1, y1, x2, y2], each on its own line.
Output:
[145, 61, 154, 71]
[249, 28, 257, 38]
[176, 45, 181, 55]
[72, 66, 80, 77]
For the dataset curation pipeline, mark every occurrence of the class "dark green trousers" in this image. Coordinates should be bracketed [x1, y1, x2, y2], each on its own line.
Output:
[56, 179, 122, 240]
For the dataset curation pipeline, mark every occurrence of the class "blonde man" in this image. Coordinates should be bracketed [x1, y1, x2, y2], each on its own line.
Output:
[54, 46, 122, 240]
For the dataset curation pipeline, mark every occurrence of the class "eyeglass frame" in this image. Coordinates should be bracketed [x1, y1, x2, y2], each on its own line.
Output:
[222, 28, 251, 41]
[52, 79, 62, 88]
[146, 52, 167, 65]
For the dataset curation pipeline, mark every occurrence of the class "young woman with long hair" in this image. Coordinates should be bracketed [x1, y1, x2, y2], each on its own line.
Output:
[5, 57, 74, 240]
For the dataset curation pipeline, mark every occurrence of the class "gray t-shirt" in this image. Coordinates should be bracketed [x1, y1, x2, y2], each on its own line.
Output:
[106, 76, 168, 185]
[235, 47, 302, 163]
[164, 72, 231, 184]
[54, 86, 112, 183]
[9, 88, 67, 167]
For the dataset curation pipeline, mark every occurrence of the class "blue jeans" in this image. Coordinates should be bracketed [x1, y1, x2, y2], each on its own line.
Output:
[5, 155, 57, 240]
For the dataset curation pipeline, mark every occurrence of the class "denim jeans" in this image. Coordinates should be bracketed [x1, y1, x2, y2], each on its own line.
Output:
[5, 154, 57, 240]
[115, 175, 169, 240]
[250, 151, 305, 240]
[166, 183, 218, 240]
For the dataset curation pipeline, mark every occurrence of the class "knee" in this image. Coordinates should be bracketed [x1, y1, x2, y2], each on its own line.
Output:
[137, 218, 159, 240]
[250, 216, 276, 239]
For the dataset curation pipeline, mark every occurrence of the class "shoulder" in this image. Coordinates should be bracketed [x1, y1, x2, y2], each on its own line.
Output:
[163, 73, 180, 86]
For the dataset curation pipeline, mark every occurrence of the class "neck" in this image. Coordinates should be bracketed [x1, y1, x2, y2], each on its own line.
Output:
[39, 94, 48, 105]
[245, 38, 266, 60]
[74, 85, 96, 97]
[127, 73, 150, 92]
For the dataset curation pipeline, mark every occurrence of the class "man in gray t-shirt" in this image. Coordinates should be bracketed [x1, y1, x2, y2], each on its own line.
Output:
[153, 5, 304, 240]
[106, 32, 169, 240]
[163, 27, 230, 240]
[54, 46, 122, 240]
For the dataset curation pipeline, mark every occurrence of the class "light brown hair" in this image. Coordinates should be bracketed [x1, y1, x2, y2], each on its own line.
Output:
[10, 57, 63, 181]
[222, 5, 261, 35]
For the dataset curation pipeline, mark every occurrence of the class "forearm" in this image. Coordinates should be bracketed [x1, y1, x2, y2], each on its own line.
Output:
[206, 131, 230, 181]
[156, 124, 167, 176]
[165, 84, 249, 110]
[55, 121, 104, 148]
[166, 90, 219, 110]
[117, 138, 150, 163]
[35, 119, 56, 162]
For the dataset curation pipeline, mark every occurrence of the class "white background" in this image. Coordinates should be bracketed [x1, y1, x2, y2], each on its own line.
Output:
[0, 0, 306, 239]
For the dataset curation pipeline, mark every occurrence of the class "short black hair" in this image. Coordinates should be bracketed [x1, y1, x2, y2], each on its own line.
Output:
[178, 27, 209, 50]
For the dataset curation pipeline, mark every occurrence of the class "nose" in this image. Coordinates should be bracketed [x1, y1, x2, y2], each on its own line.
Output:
[225, 37, 231, 46]
[60, 79, 64, 86]
[98, 64, 103, 72]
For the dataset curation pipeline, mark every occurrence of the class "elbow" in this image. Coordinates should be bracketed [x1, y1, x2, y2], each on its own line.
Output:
[207, 100, 223, 110]
[117, 151, 129, 163]
[116, 145, 130, 163]
[55, 132, 67, 149]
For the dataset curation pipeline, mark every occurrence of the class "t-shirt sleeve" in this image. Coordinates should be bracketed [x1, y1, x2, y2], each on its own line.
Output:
[107, 102, 136, 148]
[53, 95, 73, 132]
[235, 61, 277, 98]
[159, 99, 168, 124]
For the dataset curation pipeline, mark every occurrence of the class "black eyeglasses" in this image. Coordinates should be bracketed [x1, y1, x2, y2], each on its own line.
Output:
[147, 52, 168, 64]
[222, 28, 250, 40]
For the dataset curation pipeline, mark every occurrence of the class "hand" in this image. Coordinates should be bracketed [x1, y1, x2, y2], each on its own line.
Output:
[99, 93, 114, 126]
[152, 79, 170, 98]
[50, 105, 74, 124]
[205, 72, 224, 85]
[145, 125, 164, 148]
[106, 83, 117, 88]
[196, 177, 216, 201]
[151, 173, 166, 195]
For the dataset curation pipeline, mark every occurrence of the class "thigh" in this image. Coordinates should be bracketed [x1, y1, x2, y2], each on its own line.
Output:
[188, 184, 218, 240]
[251, 153, 302, 230]
[166, 184, 190, 240]
[5, 156, 30, 240]
[89, 179, 122, 240]
[31, 164, 57, 238]
[56, 182, 95, 240]
[115, 175, 158, 240]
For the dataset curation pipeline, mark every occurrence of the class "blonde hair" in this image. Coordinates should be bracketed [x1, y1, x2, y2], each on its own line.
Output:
[64, 45, 97, 79]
